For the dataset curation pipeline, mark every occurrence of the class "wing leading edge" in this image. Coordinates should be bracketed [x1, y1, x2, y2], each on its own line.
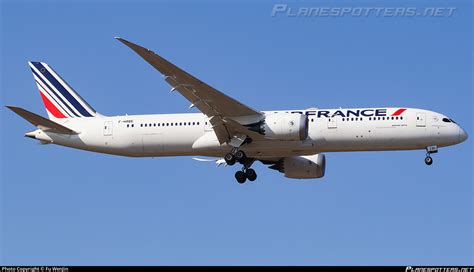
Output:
[116, 37, 264, 144]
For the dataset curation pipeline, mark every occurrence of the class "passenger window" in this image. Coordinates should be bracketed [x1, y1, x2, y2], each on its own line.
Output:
[197, 122, 200, 125]
[131, 124, 134, 127]
[351, 118, 354, 121]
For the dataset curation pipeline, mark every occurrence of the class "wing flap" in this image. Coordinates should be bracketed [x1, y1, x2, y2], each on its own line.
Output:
[207, 115, 266, 144]
[223, 118, 266, 141]
[208, 116, 231, 144]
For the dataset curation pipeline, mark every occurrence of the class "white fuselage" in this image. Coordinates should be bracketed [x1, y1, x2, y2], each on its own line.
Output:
[29, 107, 466, 159]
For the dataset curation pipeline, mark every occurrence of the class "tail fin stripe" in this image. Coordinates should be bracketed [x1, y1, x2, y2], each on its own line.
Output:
[38, 91, 67, 118]
[35, 79, 73, 118]
[46, 65, 96, 116]
[31, 68, 80, 117]
[30, 62, 93, 117]
[42, 62, 95, 117]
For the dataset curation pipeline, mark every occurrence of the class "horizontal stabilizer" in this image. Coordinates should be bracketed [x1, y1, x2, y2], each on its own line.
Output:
[6, 106, 78, 135]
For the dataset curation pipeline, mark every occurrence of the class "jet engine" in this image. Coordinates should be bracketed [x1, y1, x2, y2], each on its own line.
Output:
[269, 154, 326, 179]
[249, 113, 308, 141]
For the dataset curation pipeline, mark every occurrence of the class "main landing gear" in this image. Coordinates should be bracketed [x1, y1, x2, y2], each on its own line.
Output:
[224, 148, 246, 166]
[235, 168, 257, 184]
[225, 148, 257, 184]
[425, 145, 438, 166]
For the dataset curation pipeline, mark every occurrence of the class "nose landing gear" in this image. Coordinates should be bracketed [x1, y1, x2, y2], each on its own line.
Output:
[425, 145, 438, 166]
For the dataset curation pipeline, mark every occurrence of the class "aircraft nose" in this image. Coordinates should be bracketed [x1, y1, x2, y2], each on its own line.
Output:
[459, 127, 468, 143]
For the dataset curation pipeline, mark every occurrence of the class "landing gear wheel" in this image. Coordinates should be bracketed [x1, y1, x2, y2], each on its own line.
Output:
[224, 153, 236, 165]
[425, 156, 433, 166]
[235, 150, 246, 162]
[245, 168, 257, 181]
[235, 171, 247, 183]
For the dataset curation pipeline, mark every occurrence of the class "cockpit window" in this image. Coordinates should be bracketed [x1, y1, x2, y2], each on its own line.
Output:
[442, 118, 451, 123]
[450, 119, 457, 124]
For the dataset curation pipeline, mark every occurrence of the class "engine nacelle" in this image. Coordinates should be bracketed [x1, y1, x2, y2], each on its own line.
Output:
[258, 113, 308, 141]
[270, 154, 326, 179]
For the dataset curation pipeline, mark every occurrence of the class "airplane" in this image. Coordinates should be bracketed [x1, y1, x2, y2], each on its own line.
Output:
[7, 37, 468, 184]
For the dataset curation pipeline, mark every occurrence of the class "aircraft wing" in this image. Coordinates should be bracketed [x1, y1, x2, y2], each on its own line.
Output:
[116, 37, 264, 144]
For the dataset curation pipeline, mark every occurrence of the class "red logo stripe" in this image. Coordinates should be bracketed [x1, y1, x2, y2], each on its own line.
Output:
[39, 91, 67, 118]
[391, 108, 407, 116]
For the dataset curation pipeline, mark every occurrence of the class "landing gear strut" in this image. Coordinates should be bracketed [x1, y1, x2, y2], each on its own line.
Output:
[425, 145, 438, 166]
[224, 136, 258, 184]
[226, 149, 257, 184]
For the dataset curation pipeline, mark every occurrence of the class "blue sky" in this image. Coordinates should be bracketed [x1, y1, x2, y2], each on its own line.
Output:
[1, 0, 472, 265]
